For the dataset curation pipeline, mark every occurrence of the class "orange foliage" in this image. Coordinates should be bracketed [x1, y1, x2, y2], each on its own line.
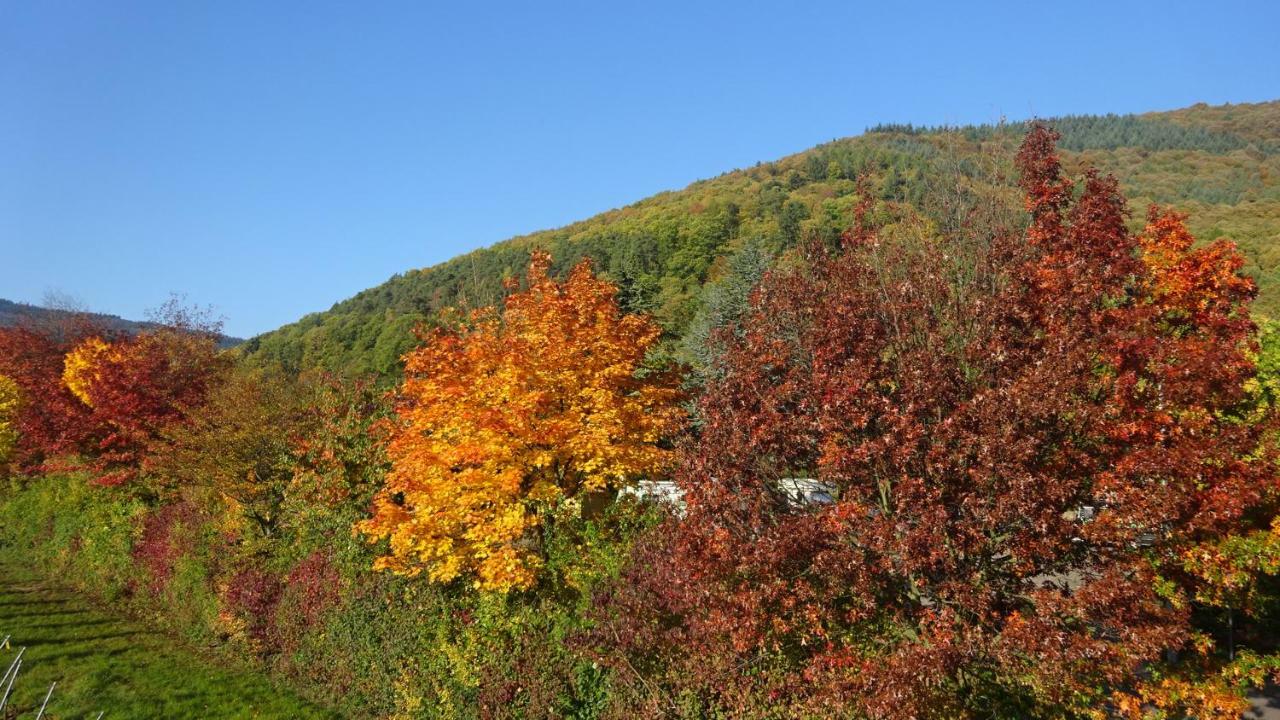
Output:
[359, 251, 683, 591]
[1110, 638, 1280, 720]
[1112, 677, 1248, 720]
[1139, 206, 1257, 324]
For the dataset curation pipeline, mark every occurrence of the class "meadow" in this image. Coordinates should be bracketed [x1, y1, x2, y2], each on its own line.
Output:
[0, 562, 332, 719]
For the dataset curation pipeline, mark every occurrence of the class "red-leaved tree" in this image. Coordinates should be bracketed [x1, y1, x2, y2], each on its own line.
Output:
[64, 311, 230, 486]
[593, 125, 1273, 718]
[0, 317, 105, 471]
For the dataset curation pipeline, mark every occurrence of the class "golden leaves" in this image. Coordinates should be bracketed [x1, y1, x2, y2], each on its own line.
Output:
[62, 336, 119, 407]
[0, 374, 19, 465]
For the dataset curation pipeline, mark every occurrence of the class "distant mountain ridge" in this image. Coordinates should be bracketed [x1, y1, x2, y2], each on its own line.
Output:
[0, 299, 244, 348]
[242, 99, 1280, 378]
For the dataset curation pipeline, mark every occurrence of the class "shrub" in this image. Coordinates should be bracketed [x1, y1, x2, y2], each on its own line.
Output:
[0, 472, 144, 600]
[132, 501, 201, 596]
[224, 566, 283, 646]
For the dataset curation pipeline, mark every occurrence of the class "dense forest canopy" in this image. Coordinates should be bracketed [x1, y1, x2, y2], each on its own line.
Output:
[240, 100, 1280, 379]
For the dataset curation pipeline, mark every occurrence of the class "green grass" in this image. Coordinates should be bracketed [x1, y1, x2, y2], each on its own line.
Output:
[0, 565, 337, 719]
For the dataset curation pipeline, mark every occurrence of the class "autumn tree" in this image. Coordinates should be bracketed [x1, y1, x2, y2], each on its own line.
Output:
[286, 373, 389, 511]
[359, 251, 684, 592]
[63, 313, 230, 486]
[0, 319, 104, 471]
[146, 365, 314, 537]
[150, 367, 390, 544]
[594, 126, 1274, 718]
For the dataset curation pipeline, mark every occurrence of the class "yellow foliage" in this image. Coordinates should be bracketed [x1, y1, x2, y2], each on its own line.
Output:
[62, 336, 120, 407]
[390, 661, 425, 720]
[358, 251, 684, 592]
[0, 374, 19, 465]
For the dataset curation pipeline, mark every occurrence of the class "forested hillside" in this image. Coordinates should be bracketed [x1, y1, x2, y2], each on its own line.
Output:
[242, 100, 1280, 378]
[0, 299, 244, 348]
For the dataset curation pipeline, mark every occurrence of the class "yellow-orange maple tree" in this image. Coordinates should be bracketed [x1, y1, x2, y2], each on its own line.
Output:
[359, 251, 684, 591]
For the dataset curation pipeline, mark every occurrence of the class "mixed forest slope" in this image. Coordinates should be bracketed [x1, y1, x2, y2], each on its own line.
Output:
[241, 100, 1280, 377]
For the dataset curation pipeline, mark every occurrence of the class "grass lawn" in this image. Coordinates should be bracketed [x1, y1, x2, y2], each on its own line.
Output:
[0, 566, 337, 719]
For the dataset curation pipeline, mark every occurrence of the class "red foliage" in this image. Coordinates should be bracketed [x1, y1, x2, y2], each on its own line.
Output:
[282, 551, 341, 632]
[132, 502, 200, 596]
[263, 551, 344, 669]
[74, 328, 229, 485]
[0, 322, 104, 470]
[224, 567, 284, 644]
[594, 125, 1273, 717]
[0, 303, 227, 485]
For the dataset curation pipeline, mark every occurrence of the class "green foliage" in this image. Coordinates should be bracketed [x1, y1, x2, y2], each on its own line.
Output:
[275, 498, 659, 719]
[871, 112, 1262, 154]
[678, 240, 774, 387]
[0, 472, 145, 600]
[1256, 320, 1280, 407]
[163, 552, 224, 643]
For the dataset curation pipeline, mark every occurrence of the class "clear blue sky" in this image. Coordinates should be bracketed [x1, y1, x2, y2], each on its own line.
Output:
[3, 1, 1278, 337]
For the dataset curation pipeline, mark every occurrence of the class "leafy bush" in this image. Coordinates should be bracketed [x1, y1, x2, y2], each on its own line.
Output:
[0, 472, 144, 600]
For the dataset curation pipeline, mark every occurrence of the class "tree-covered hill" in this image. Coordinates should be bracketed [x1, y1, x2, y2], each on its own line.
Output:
[240, 100, 1280, 378]
[0, 299, 244, 349]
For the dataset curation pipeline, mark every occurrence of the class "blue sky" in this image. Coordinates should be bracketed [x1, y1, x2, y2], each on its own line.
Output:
[3, 1, 1278, 337]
